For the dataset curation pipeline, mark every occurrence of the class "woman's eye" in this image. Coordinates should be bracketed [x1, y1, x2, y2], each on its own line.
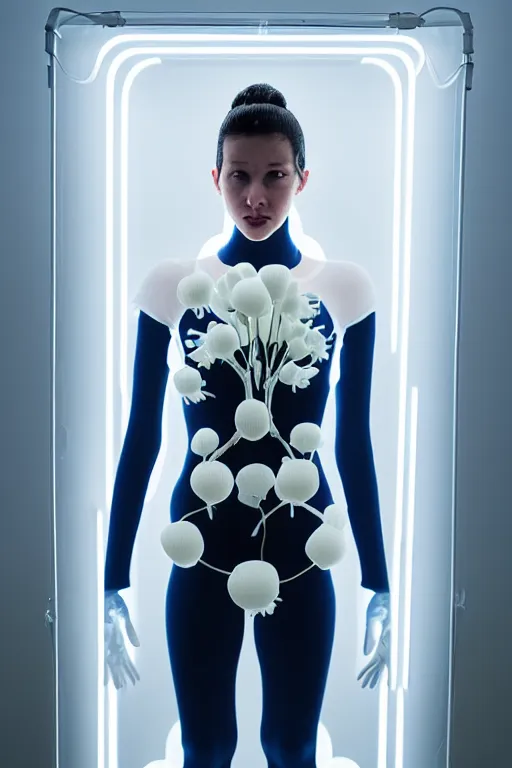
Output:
[231, 171, 286, 181]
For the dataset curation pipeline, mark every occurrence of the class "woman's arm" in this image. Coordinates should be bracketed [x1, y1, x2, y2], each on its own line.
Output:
[334, 311, 389, 593]
[104, 310, 171, 592]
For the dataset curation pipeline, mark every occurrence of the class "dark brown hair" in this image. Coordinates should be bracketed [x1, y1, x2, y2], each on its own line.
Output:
[216, 83, 306, 181]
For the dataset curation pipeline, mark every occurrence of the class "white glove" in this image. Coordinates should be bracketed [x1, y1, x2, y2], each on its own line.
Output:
[357, 591, 390, 689]
[104, 590, 141, 690]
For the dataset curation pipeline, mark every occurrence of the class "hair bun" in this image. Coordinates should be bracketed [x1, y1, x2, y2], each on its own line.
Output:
[231, 83, 287, 110]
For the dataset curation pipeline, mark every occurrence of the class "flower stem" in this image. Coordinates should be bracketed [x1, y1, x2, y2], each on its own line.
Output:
[208, 431, 241, 462]
[251, 500, 288, 537]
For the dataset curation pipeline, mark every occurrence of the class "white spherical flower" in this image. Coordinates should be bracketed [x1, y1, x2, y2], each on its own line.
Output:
[227, 560, 280, 614]
[205, 323, 240, 359]
[323, 503, 346, 530]
[177, 272, 214, 310]
[190, 461, 234, 505]
[281, 280, 300, 316]
[235, 463, 276, 508]
[213, 275, 235, 311]
[305, 524, 345, 569]
[235, 399, 270, 441]
[226, 269, 243, 292]
[160, 521, 204, 567]
[290, 422, 322, 454]
[258, 264, 291, 301]
[191, 428, 219, 457]
[216, 274, 231, 298]
[275, 458, 319, 503]
[233, 262, 258, 279]
[277, 315, 292, 345]
[174, 366, 203, 396]
[287, 336, 310, 361]
[231, 277, 272, 318]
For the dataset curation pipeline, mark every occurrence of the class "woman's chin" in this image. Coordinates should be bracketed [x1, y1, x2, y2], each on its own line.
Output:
[239, 221, 275, 241]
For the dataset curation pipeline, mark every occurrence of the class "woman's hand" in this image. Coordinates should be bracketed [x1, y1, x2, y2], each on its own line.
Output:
[357, 591, 390, 689]
[104, 590, 141, 690]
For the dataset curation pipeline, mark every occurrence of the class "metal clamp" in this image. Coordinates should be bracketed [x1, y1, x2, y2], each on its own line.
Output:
[45, 8, 126, 57]
[389, 12, 425, 30]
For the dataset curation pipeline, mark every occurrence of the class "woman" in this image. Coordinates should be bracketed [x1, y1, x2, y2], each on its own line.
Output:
[104, 83, 390, 768]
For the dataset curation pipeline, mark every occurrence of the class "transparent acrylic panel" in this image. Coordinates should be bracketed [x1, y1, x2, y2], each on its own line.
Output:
[51, 16, 469, 768]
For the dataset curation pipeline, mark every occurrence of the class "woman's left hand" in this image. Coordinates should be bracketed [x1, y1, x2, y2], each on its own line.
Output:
[357, 591, 390, 689]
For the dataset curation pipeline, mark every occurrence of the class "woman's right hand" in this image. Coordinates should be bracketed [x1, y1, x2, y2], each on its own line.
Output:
[104, 590, 141, 690]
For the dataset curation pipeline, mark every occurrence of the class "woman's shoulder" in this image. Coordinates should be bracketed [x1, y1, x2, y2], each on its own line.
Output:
[133, 258, 195, 329]
[308, 258, 376, 330]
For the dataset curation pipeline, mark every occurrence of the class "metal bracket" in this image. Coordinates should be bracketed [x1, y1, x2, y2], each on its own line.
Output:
[454, 588, 466, 611]
[45, 7, 126, 57]
[44, 597, 56, 628]
[389, 12, 425, 30]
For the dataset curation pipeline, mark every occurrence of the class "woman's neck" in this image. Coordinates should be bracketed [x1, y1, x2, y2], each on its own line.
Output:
[217, 217, 302, 271]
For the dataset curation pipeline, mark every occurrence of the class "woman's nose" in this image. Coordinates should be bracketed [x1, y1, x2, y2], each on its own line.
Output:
[245, 184, 267, 208]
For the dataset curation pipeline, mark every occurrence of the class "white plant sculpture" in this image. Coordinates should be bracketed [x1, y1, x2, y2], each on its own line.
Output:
[160, 262, 346, 617]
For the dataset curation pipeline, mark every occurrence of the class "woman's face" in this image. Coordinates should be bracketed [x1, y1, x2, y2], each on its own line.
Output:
[212, 133, 309, 241]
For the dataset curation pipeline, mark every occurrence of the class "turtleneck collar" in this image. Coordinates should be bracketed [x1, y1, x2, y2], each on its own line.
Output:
[217, 217, 302, 272]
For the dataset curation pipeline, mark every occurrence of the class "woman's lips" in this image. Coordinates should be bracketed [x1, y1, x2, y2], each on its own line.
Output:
[245, 216, 269, 227]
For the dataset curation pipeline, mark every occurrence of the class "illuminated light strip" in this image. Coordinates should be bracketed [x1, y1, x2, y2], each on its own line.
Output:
[395, 687, 405, 768]
[108, 680, 117, 768]
[361, 58, 403, 356]
[378, 670, 389, 768]
[106, 39, 420, 768]
[120, 58, 162, 432]
[403, 387, 419, 690]
[119, 58, 162, 656]
[99, 58, 163, 768]
[79, 32, 425, 85]
[386, 53, 417, 693]
[120, 54, 169, 484]
[97, 509, 105, 768]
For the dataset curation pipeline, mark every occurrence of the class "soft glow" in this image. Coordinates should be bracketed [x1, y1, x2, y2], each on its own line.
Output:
[361, 57, 404, 356]
[120, 57, 161, 433]
[97, 509, 105, 768]
[106, 31, 426, 768]
[395, 687, 405, 768]
[108, 679, 117, 768]
[403, 387, 419, 689]
[86, 33, 425, 87]
[378, 669, 389, 768]
[158, 718, 349, 767]
[358, 50, 418, 694]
